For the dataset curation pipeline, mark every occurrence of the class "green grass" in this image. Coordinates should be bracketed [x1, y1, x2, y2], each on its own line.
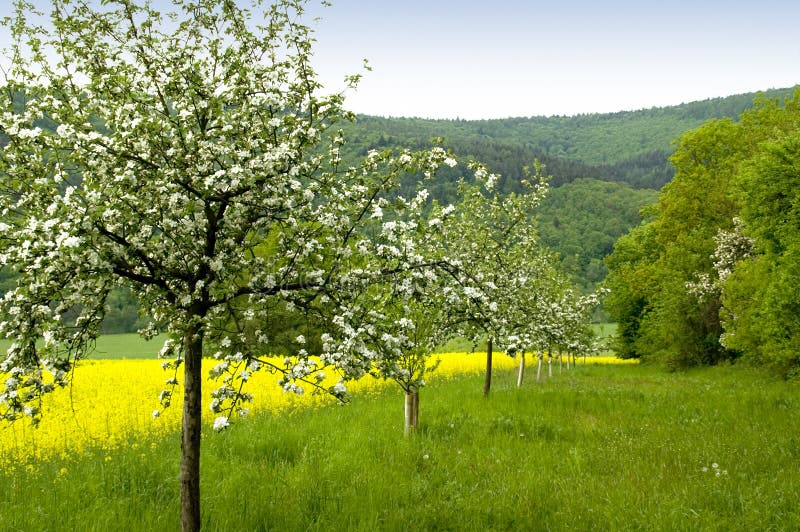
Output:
[1, 364, 798, 531]
[0, 333, 164, 360]
[591, 321, 617, 341]
[90, 333, 164, 359]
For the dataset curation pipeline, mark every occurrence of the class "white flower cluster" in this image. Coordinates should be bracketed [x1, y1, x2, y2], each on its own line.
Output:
[712, 218, 755, 283]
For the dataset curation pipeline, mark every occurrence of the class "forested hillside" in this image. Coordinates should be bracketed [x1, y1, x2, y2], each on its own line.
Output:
[536, 179, 657, 290]
[343, 87, 796, 191]
[339, 87, 796, 295]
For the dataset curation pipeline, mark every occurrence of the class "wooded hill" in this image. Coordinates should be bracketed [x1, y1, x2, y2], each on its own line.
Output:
[338, 87, 796, 293]
[343, 87, 797, 191]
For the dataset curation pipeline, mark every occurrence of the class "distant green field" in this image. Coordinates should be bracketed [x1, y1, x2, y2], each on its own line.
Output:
[90, 333, 164, 359]
[0, 333, 163, 360]
[434, 324, 617, 355]
[591, 322, 617, 340]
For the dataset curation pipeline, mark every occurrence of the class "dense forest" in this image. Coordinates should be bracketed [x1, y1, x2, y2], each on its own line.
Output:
[536, 179, 657, 291]
[342, 87, 796, 191]
[605, 88, 800, 377]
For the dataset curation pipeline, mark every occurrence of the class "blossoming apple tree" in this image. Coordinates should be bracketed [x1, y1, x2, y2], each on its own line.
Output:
[436, 163, 602, 389]
[500, 246, 563, 384]
[438, 164, 550, 396]
[0, 0, 465, 529]
[319, 192, 464, 435]
[534, 282, 603, 379]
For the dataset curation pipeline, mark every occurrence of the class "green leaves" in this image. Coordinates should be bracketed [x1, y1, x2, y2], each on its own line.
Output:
[606, 88, 800, 375]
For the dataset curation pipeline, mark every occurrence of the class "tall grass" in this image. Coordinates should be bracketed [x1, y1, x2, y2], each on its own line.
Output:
[1, 364, 798, 530]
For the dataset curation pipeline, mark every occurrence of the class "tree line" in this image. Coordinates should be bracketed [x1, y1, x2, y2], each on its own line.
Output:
[604, 90, 800, 378]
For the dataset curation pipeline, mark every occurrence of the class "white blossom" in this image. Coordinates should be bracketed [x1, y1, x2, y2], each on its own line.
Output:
[212, 416, 230, 432]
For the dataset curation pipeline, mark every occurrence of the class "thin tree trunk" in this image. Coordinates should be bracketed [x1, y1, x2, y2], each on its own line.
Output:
[483, 337, 493, 398]
[404, 388, 419, 435]
[559, 352, 563, 373]
[537, 353, 543, 382]
[517, 352, 526, 387]
[567, 353, 571, 370]
[548, 348, 553, 378]
[181, 324, 204, 532]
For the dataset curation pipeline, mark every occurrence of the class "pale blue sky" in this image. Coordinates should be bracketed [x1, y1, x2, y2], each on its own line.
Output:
[2, 0, 798, 118]
[307, 0, 800, 118]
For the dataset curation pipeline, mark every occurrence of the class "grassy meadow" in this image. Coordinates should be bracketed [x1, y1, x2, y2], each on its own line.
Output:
[0, 333, 166, 361]
[1, 350, 797, 531]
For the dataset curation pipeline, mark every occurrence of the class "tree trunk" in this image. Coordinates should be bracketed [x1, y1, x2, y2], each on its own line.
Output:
[559, 352, 563, 373]
[181, 325, 204, 532]
[483, 337, 493, 398]
[537, 353, 543, 382]
[517, 352, 526, 387]
[548, 349, 553, 378]
[566, 353, 571, 371]
[404, 388, 419, 435]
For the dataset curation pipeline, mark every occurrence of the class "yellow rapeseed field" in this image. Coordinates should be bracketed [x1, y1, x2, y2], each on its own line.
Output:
[0, 352, 633, 466]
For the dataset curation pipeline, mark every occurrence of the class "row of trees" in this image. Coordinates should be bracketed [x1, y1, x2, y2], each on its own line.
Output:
[605, 90, 800, 377]
[0, 1, 600, 530]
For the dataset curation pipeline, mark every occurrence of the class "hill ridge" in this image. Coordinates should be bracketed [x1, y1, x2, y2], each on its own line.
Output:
[343, 85, 798, 190]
